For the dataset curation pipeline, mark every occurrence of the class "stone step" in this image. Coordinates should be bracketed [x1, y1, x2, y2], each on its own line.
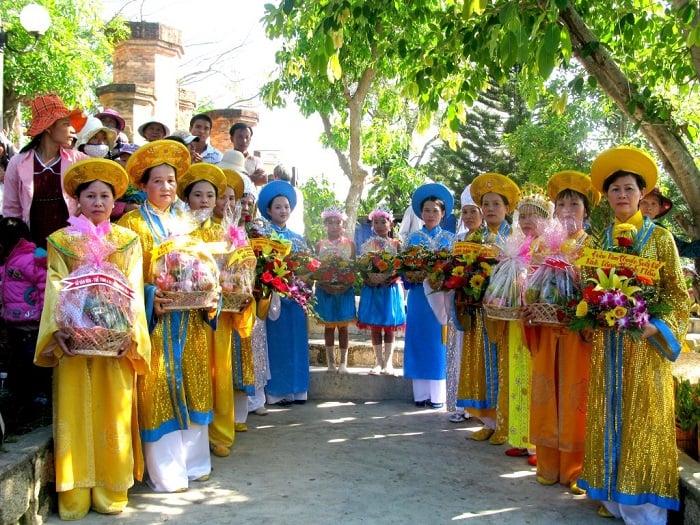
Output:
[308, 339, 405, 368]
[308, 366, 412, 401]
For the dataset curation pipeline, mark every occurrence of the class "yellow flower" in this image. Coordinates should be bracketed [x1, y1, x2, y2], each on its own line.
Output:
[452, 266, 465, 277]
[613, 306, 627, 318]
[575, 300, 588, 317]
[614, 223, 637, 234]
[481, 262, 492, 276]
[470, 274, 485, 289]
[605, 310, 617, 326]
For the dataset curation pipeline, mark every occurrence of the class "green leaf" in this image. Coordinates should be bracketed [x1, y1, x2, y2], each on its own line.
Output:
[500, 31, 518, 70]
[537, 44, 555, 79]
[569, 75, 584, 94]
[542, 23, 560, 54]
[283, 0, 295, 15]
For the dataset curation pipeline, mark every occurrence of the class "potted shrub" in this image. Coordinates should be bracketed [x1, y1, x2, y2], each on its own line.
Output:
[674, 376, 700, 460]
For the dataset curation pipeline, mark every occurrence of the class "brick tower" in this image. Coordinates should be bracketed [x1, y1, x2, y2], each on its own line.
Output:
[96, 21, 193, 143]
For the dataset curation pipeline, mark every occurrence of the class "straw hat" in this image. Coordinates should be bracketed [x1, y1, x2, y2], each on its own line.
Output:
[547, 170, 601, 208]
[411, 182, 453, 216]
[26, 94, 87, 137]
[63, 158, 128, 199]
[257, 180, 297, 221]
[470, 173, 521, 213]
[137, 117, 171, 139]
[219, 150, 249, 175]
[125, 140, 191, 187]
[74, 116, 117, 150]
[177, 163, 227, 201]
[643, 187, 673, 218]
[590, 146, 657, 196]
[94, 108, 125, 132]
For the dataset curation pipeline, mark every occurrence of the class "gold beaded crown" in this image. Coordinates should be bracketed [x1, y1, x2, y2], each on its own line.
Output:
[517, 183, 552, 218]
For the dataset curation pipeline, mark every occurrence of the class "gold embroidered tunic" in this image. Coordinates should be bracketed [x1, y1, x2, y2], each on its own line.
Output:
[118, 208, 215, 442]
[579, 213, 688, 510]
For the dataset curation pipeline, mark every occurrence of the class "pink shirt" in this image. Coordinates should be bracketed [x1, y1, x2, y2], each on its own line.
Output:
[3, 147, 87, 226]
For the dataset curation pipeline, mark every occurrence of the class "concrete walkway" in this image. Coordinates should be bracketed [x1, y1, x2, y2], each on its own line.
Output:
[55, 397, 606, 524]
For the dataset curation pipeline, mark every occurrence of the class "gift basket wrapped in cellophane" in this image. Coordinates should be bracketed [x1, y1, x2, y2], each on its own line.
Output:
[215, 207, 256, 312]
[151, 236, 221, 311]
[56, 218, 135, 356]
[483, 231, 531, 321]
[523, 220, 581, 326]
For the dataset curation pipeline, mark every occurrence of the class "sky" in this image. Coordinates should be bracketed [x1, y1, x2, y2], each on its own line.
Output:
[101, 0, 348, 196]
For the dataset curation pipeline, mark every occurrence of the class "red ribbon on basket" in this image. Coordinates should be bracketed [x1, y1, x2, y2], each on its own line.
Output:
[543, 256, 572, 270]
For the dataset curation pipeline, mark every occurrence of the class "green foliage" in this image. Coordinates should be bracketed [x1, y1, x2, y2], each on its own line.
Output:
[2, 0, 127, 137]
[299, 176, 341, 247]
[363, 161, 423, 218]
[675, 376, 700, 431]
[424, 76, 528, 193]
[263, 0, 700, 234]
[504, 76, 600, 187]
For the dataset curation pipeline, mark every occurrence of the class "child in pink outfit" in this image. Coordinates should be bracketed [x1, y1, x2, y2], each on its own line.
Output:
[0, 216, 50, 413]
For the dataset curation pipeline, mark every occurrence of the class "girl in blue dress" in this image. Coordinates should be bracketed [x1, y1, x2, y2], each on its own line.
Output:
[403, 183, 455, 408]
[257, 181, 310, 405]
[357, 206, 405, 375]
[315, 206, 357, 373]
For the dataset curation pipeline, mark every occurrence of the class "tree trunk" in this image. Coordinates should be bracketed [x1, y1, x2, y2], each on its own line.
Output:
[559, 4, 700, 233]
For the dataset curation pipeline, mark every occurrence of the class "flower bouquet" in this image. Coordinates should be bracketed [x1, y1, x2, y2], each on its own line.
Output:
[254, 250, 315, 315]
[523, 222, 581, 326]
[396, 245, 435, 283]
[313, 253, 356, 294]
[56, 217, 135, 356]
[569, 267, 670, 341]
[152, 237, 220, 311]
[286, 250, 321, 284]
[443, 243, 497, 330]
[356, 249, 400, 287]
[483, 232, 531, 321]
[424, 249, 454, 291]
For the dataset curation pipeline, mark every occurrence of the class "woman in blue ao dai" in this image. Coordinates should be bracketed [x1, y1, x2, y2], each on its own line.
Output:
[403, 183, 455, 408]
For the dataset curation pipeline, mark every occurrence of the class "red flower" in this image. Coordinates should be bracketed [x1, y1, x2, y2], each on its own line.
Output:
[637, 275, 654, 285]
[616, 237, 633, 248]
[444, 275, 468, 289]
[271, 276, 289, 293]
[617, 267, 634, 278]
[583, 285, 603, 303]
[306, 259, 321, 272]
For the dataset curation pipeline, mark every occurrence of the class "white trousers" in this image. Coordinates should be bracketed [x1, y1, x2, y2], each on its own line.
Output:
[412, 379, 446, 404]
[248, 389, 266, 412]
[234, 391, 249, 423]
[144, 425, 211, 493]
[601, 501, 667, 525]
